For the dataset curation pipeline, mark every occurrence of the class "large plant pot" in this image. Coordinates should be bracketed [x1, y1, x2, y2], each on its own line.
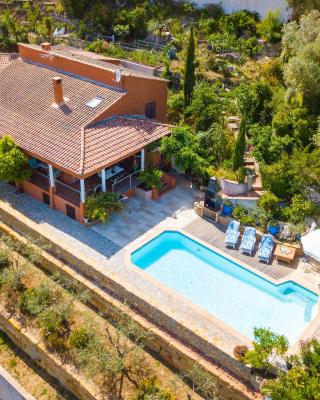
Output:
[223, 204, 233, 216]
[268, 225, 280, 235]
[136, 185, 153, 200]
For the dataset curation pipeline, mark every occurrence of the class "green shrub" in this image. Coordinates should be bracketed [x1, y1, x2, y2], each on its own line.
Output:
[85, 192, 122, 223]
[284, 194, 316, 223]
[39, 301, 73, 339]
[0, 268, 25, 292]
[258, 191, 280, 215]
[19, 283, 59, 317]
[244, 328, 288, 375]
[240, 215, 255, 227]
[139, 168, 163, 190]
[69, 327, 95, 350]
[257, 10, 282, 43]
[232, 204, 247, 220]
[135, 378, 176, 400]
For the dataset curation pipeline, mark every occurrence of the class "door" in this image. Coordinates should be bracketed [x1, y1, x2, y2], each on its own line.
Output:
[42, 192, 50, 206]
[66, 204, 76, 220]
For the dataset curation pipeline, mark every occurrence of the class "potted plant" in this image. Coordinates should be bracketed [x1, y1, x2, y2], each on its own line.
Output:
[84, 192, 122, 225]
[223, 200, 233, 216]
[136, 168, 163, 200]
[268, 220, 280, 235]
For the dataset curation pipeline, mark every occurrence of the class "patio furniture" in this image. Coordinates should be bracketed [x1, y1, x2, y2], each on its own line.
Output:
[28, 157, 41, 169]
[274, 244, 297, 263]
[258, 234, 274, 264]
[225, 220, 240, 249]
[99, 166, 124, 181]
[240, 227, 256, 255]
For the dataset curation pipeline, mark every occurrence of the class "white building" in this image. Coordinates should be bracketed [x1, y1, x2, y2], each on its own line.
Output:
[195, 0, 291, 21]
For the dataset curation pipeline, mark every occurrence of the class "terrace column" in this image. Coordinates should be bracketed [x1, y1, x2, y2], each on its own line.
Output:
[141, 149, 145, 171]
[101, 169, 107, 192]
[79, 178, 86, 224]
[80, 179, 86, 203]
[48, 164, 55, 209]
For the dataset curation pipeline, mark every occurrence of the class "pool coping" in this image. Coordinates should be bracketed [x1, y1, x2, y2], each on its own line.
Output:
[125, 226, 320, 354]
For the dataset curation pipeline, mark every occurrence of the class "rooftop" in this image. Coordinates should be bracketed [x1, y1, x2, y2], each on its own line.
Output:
[0, 53, 19, 71]
[0, 56, 171, 176]
[0, 57, 126, 175]
[22, 43, 166, 81]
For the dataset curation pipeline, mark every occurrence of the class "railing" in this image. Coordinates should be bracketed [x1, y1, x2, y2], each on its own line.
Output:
[111, 170, 140, 194]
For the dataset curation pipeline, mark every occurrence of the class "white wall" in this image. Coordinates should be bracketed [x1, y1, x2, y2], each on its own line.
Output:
[195, 0, 290, 21]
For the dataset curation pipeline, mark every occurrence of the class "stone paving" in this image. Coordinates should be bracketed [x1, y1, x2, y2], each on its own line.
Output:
[91, 176, 197, 247]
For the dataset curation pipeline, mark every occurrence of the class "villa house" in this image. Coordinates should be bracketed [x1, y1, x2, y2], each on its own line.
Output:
[0, 43, 172, 222]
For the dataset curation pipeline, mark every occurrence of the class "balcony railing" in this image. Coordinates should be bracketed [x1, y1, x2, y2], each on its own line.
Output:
[111, 170, 140, 194]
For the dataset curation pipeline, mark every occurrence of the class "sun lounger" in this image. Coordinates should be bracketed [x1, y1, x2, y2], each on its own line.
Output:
[258, 234, 274, 264]
[225, 220, 240, 249]
[240, 227, 256, 255]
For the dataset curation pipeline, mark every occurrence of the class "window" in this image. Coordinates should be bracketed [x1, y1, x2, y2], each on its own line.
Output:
[66, 204, 76, 220]
[145, 102, 156, 119]
[86, 96, 103, 108]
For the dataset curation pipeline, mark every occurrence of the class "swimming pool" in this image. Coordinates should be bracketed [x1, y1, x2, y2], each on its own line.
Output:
[131, 231, 318, 344]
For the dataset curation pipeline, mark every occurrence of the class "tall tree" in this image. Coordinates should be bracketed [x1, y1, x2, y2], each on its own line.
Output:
[183, 25, 195, 107]
[232, 118, 246, 171]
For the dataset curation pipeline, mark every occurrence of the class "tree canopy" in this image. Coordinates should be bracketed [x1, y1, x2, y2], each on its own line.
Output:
[0, 136, 31, 184]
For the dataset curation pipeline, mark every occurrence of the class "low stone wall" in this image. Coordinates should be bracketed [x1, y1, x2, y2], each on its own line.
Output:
[0, 314, 100, 400]
[0, 203, 259, 398]
[0, 366, 35, 400]
[220, 179, 248, 196]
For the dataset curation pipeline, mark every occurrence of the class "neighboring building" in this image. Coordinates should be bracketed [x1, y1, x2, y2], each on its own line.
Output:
[195, 0, 291, 20]
[0, 43, 171, 222]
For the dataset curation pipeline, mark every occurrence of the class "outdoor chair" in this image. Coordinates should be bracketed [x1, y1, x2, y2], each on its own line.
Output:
[258, 234, 274, 264]
[240, 227, 257, 255]
[225, 220, 240, 249]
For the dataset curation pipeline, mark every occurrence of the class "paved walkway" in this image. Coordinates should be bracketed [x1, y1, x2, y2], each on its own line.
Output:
[91, 176, 197, 247]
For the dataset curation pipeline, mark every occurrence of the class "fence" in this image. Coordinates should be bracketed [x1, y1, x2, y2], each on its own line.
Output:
[111, 170, 140, 194]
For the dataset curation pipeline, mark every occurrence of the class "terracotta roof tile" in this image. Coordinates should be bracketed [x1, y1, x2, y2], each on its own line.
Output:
[0, 58, 126, 174]
[0, 53, 18, 71]
[82, 117, 172, 175]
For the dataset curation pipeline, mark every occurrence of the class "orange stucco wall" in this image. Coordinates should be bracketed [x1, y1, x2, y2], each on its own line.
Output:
[22, 181, 49, 203]
[52, 194, 82, 222]
[18, 44, 168, 123]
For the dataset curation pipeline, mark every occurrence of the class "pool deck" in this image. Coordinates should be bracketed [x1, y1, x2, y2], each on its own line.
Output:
[184, 218, 295, 281]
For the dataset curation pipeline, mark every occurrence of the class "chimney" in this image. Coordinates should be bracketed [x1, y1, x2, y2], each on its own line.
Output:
[41, 42, 51, 51]
[52, 77, 64, 106]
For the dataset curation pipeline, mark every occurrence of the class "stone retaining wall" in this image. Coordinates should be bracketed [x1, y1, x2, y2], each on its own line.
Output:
[0, 203, 260, 399]
[0, 314, 100, 400]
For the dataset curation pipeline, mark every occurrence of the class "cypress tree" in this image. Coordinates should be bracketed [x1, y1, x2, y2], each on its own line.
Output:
[183, 25, 195, 107]
[232, 118, 247, 171]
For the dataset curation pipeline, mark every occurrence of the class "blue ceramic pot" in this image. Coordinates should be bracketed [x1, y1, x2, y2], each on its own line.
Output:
[268, 225, 280, 235]
[223, 204, 233, 216]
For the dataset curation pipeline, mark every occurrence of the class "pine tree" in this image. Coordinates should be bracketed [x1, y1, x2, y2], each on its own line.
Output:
[232, 118, 246, 171]
[183, 25, 195, 107]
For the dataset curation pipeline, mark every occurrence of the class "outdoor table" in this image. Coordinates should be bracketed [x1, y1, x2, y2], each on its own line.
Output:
[274, 244, 297, 263]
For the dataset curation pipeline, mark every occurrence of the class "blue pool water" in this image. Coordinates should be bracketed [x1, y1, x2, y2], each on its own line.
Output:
[131, 231, 318, 344]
